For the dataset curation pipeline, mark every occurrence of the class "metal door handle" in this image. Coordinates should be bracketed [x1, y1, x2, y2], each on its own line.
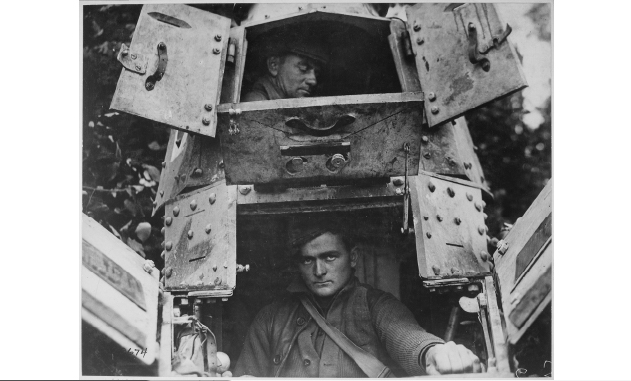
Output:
[285, 114, 356, 137]
[145, 42, 168, 91]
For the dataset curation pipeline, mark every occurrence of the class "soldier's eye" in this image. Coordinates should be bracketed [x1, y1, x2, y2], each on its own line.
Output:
[301, 258, 313, 265]
[325, 255, 337, 262]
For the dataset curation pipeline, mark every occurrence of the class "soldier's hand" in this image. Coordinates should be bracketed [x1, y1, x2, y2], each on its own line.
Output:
[425, 341, 482, 375]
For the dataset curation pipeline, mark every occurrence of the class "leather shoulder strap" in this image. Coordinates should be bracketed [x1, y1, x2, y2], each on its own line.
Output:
[299, 295, 392, 378]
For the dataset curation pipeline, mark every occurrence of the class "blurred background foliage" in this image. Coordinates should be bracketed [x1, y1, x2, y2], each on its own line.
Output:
[82, 4, 551, 267]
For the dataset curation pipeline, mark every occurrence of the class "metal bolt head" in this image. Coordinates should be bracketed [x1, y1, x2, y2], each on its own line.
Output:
[204, 104, 213, 111]
[431, 106, 440, 115]
[160, 190, 164, 197]
[468, 284, 480, 293]
[173, 206, 180, 217]
[153, 200, 157, 207]
[145, 82, 154, 90]
[428, 92, 436, 102]
[131, 54, 137, 60]
[190, 200, 197, 211]
[413, 24, 421, 32]
[188, 230, 194, 239]
[330, 154, 346, 168]
[202, 117, 210, 126]
[161, 227, 165, 235]
[205, 224, 212, 234]
[213, 48, 220, 55]
[161, 250, 166, 260]
[239, 186, 252, 195]
[480, 251, 489, 261]
[395, 188, 403, 195]
[432, 265, 441, 275]
[416, 38, 424, 45]
[483, 213, 488, 220]
[468, 22, 476, 31]
[166, 241, 173, 250]
[447, 187, 455, 197]
[423, 152, 431, 159]
[166, 267, 173, 277]
[475, 202, 482, 212]
[158, 42, 166, 50]
[428, 182, 436, 192]
[135, 64, 142, 71]
[165, 217, 172, 226]
[162, 161, 166, 168]
[214, 277, 222, 285]
[466, 193, 473, 201]
[423, 216, 429, 220]
[426, 232, 432, 239]
[121, 49, 129, 56]
[193, 168, 203, 177]
[454, 217, 461, 225]
[421, 136, 429, 143]
[214, 34, 222, 42]
[436, 215, 443, 222]
[478, 226, 486, 235]
[497, 240, 509, 255]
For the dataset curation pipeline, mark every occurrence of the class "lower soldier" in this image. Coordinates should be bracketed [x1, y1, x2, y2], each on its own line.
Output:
[233, 221, 483, 377]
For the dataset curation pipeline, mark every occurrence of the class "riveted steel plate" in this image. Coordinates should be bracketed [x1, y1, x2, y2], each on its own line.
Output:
[217, 92, 423, 186]
[153, 130, 225, 215]
[164, 181, 237, 293]
[410, 173, 490, 278]
[494, 180, 552, 344]
[406, 3, 527, 127]
[111, 4, 230, 137]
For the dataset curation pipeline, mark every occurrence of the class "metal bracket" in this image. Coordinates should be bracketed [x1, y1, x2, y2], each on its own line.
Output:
[467, 23, 513, 72]
[117, 43, 147, 74]
[145, 42, 168, 91]
[401, 143, 411, 234]
[478, 24, 513, 54]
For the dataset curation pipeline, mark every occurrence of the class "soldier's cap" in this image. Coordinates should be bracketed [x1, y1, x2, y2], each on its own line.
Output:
[287, 216, 350, 257]
[264, 32, 330, 67]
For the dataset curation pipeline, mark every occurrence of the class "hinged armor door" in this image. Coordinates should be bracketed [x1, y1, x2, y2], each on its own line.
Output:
[111, 4, 231, 137]
[406, 3, 527, 127]
[494, 180, 552, 344]
[410, 173, 491, 278]
[163, 181, 237, 294]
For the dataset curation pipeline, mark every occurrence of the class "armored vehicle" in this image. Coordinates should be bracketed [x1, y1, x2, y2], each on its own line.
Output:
[82, 3, 551, 377]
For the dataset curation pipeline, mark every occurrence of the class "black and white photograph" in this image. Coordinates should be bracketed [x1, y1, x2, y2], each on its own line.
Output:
[80, 2, 553, 378]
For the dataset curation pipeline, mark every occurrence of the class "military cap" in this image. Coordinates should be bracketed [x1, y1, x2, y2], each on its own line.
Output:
[264, 31, 330, 67]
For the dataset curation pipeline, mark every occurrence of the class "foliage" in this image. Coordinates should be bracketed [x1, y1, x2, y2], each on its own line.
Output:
[83, 5, 168, 267]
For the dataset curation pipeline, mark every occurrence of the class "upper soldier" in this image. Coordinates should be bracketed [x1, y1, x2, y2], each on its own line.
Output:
[242, 33, 329, 101]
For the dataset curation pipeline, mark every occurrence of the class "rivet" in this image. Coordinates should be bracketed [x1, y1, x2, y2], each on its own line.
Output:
[265, 14, 270, 19]
[428, 92, 436, 102]
[213, 265, 217, 271]
[166, 241, 173, 250]
[192, 168, 203, 177]
[298, 6, 303, 10]
[161, 250, 166, 260]
[432, 265, 441, 275]
[421, 136, 429, 143]
[212, 48, 220, 55]
[166, 267, 172, 277]
[393, 178, 404, 186]
[497, 240, 509, 255]
[478, 226, 486, 235]
[423, 152, 431, 159]
[190, 200, 197, 211]
[483, 213, 488, 220]
[224, 262, 228, 269]
[173, 206, 180, 217]
[161, 227, 165, 235]
[447, 187, 455, 197]
[431, 106, 440, 115]
[161, 241, 165, 249]
[481, 201, 487, 208]
[188, 230, 194, 239]
[436, 215, 443, 222]
[131, 54, 137, 60]
[446, 156, 456, 166]
[165, 217, 173, 227]
[475, 203, 482, 212]
[204, 104, 213, 111]
[214, 34, 222, 42]
[416, 38, 424, 45]
[160, 190, 164, 197]
[153, 200, 157, 207]
[205, 224, 212, 234]
[208, 193, 217, 205]
[480, 176, 485, 183]
[158, 42, 166, 50]
[426, 232, 432, 239]
[239, 186, 252, 195]
[480, 251, 489, 261]
[454, 217, 461, 225]
[162, 161, 166, 168]
[202, 117, 210, 126]
[413, 24, 421, 32]
[423, 216, 429, 220]
[214, 277, 222, 285]
[466, 193, 473, 201]
[395, 188, 403, 195]
[428, 182, 436, 192]
[121, 50, 129, 56]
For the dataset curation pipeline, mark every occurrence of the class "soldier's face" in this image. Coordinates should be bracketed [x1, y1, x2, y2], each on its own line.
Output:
[269, 54, 321, 98]
[298, 232, 357, 298]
